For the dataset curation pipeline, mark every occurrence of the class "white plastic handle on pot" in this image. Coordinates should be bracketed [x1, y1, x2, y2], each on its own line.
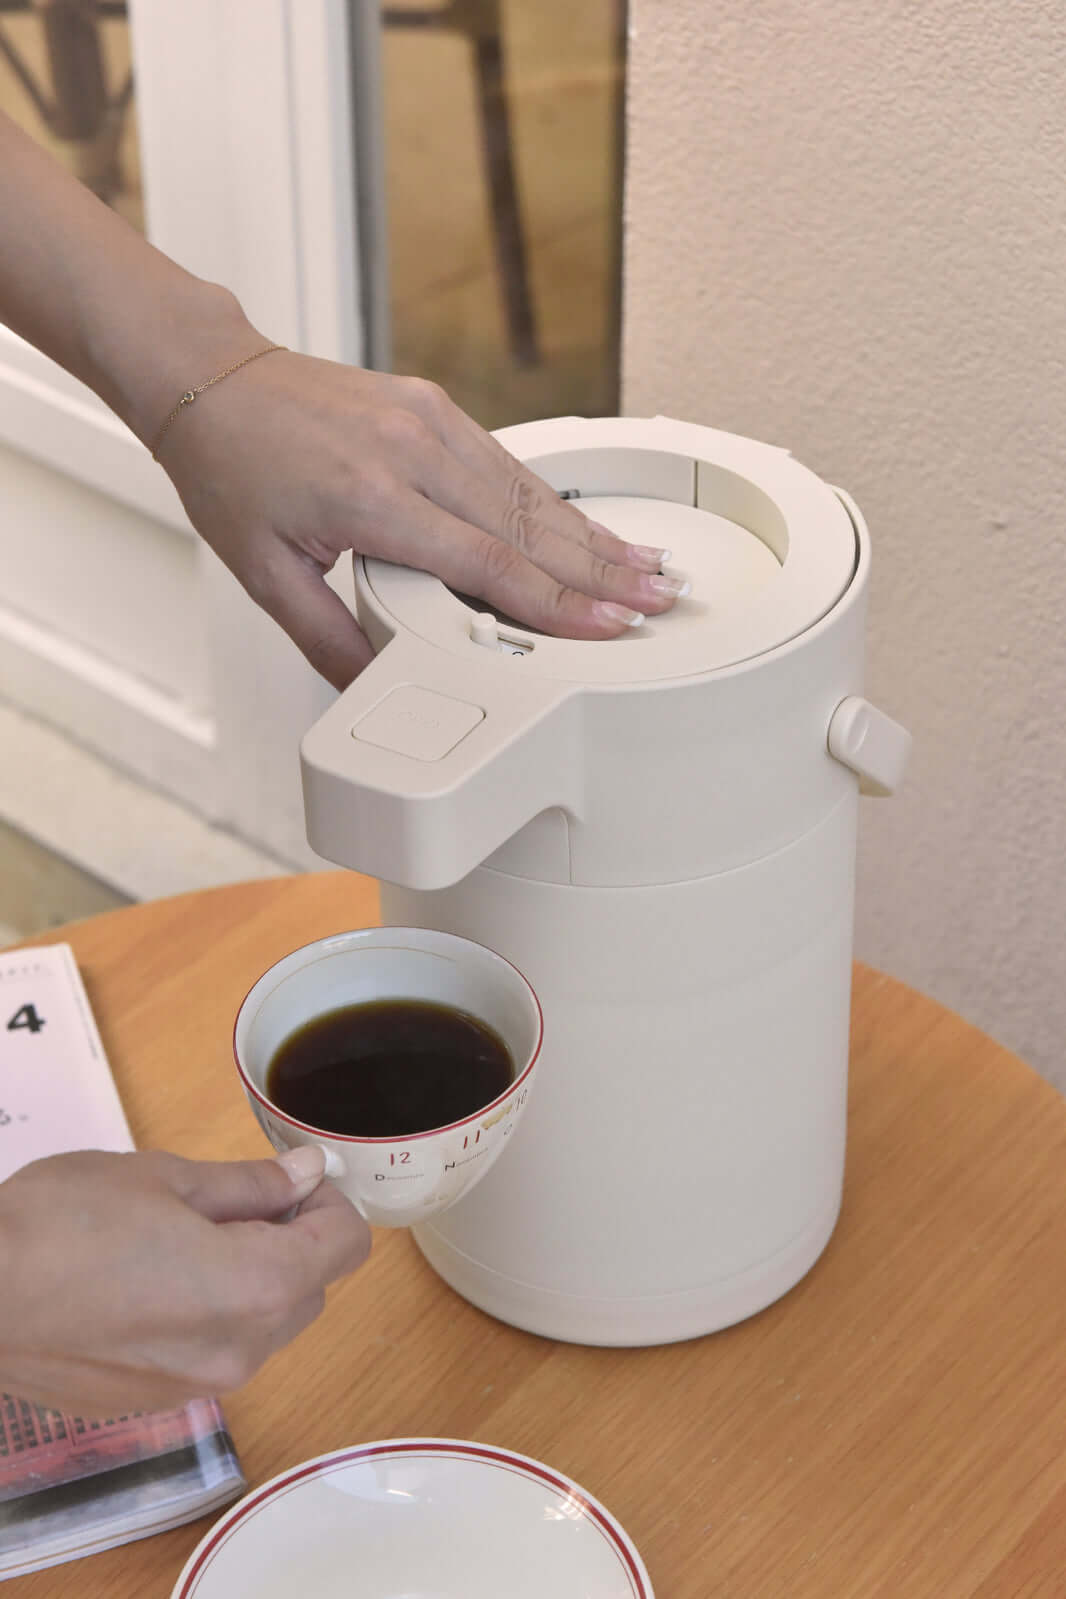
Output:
[827, 696, 912, 796]
[301, 632, 583, 890]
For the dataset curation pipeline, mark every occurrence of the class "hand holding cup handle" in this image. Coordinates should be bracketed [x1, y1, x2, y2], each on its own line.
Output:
[320, 1139, 449, 1223]
[257, 1132, 444, 1223]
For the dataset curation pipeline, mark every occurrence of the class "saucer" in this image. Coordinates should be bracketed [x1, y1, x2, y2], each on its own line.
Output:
[172, 1438, 654, 1598]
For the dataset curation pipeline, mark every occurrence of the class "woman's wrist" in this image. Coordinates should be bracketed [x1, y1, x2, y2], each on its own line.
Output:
[0, 113, 265, 450]
[89, 269, 263, 451]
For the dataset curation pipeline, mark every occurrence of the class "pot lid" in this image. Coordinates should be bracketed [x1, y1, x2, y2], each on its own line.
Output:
[360, 416, 857, 685]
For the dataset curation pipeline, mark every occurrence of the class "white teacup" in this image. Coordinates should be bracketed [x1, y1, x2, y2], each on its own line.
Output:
[233, 927, 542, 1227]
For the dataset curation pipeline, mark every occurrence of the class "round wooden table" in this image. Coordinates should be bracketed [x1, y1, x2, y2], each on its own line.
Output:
[7, 872, 1066, 1597]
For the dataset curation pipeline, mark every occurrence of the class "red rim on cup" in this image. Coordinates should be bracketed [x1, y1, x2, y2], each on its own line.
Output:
[233, 927, 544, 1144]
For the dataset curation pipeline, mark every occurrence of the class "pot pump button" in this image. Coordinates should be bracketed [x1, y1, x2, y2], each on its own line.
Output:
[350, 686, 485, 762]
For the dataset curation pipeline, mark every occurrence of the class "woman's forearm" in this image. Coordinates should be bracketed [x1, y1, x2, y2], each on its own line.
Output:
[0, 111, 260, 445]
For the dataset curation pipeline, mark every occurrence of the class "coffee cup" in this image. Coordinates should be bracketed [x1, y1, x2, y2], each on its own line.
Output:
[233, 927, 542, 1227]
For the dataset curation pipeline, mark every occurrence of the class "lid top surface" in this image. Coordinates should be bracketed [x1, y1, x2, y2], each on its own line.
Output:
[362, 418, 857, 685]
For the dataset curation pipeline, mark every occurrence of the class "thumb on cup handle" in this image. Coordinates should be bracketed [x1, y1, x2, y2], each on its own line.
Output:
[305, 1142, 371, 1220]
[314, 1144, 347, 1180]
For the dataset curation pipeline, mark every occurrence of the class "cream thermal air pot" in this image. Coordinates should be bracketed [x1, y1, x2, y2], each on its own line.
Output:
[300, 416, 910, 1347]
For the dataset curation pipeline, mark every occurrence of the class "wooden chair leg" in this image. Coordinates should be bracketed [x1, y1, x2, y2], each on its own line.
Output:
[469, 17, 538, 366]
[0, 0, 131, 200]
[383, 1, 539, 367]
[603, 0, 627, 414]
[36, 0, 108, 141]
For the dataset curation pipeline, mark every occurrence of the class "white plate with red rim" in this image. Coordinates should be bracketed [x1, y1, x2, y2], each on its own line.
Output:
[171, 1438, 654, 1598]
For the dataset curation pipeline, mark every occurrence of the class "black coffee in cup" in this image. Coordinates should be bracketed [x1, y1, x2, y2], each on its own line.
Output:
[265, 999, 515, 1138]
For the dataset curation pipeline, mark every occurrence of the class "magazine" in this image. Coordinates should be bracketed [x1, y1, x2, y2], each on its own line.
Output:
[0, 942, 245, 1580]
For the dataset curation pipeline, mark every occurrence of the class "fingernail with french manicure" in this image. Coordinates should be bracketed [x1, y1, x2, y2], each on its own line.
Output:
[643, 574, 691, 600]
[276, 1145, 327, 1190]
[594, 602, 645, 629]
[627, 543, 674, 572]
[586, 521, 671, 573]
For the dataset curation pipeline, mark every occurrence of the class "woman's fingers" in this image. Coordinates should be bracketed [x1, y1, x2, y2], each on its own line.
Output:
[404, 442, 688, 615]
[246, 542, 377, 691]
[341, 482, 649, 639]
[161, 356, 688, 691]
[158, 1147, 328, 1223]
[395, 376, 672, 574]
[333, 416, 685, 631]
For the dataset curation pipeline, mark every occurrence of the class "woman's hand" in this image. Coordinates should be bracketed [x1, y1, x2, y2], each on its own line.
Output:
[160, 343, 687, 689]
[0, 112, 686, 690]
[0, 1145, 369, 1415]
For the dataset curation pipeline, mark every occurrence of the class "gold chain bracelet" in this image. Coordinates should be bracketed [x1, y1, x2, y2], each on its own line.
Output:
[148, 343, 287, 459]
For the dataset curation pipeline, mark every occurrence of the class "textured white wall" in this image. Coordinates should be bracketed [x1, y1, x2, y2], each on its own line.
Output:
[624, 1, 1066, 1089]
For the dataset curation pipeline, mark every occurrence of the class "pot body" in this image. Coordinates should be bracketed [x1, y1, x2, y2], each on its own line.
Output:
[386, 569, 868, 1345]
[299, 416, 909, 1346]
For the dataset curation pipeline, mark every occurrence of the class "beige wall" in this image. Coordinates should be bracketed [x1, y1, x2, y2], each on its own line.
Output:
[623, 1, 1066, 1089]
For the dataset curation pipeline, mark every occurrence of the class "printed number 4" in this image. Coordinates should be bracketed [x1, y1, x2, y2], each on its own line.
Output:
[6, 1004, 45, 1035]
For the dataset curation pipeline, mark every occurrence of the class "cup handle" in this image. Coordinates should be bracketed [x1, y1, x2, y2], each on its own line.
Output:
[307, 1142, 372, 1220]
[314, 1144, 347, 1180]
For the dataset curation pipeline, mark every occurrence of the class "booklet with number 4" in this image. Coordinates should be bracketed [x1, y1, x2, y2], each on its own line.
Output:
[0, 943, 245, 1581]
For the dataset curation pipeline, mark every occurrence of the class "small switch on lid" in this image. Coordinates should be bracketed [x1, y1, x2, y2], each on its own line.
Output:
[471, 614, 501, 651]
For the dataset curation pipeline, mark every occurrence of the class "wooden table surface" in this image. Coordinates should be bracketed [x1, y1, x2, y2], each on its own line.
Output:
[6, 871, 1066, 1597]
